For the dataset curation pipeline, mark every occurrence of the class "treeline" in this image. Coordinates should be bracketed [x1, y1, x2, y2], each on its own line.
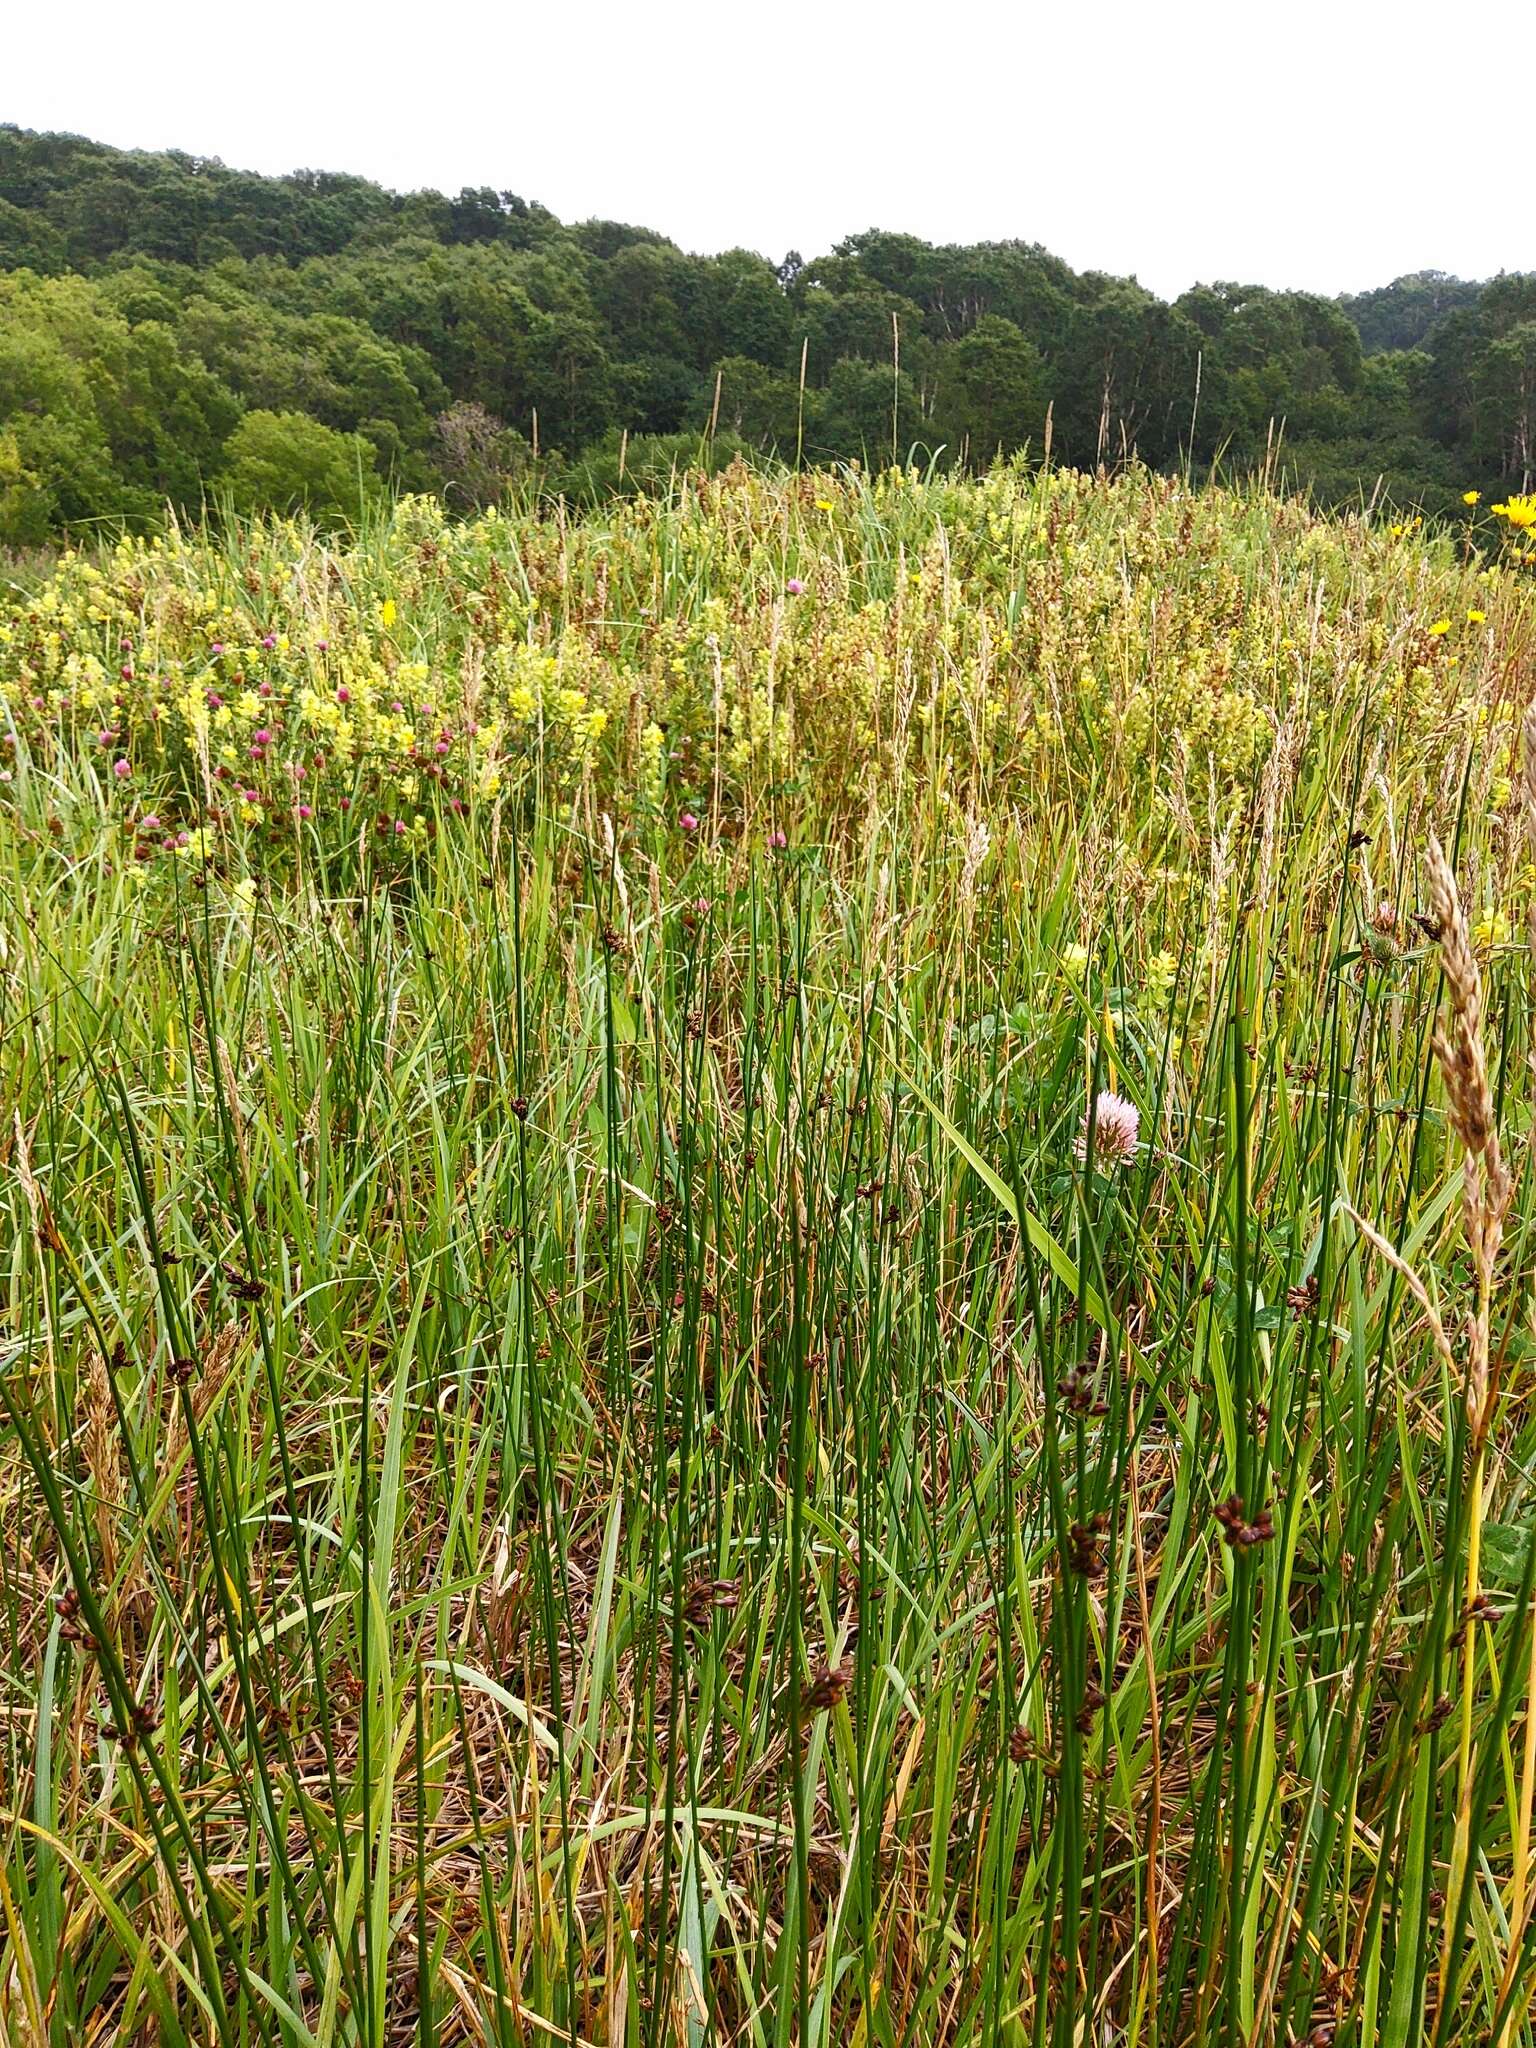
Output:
[2, 124, 1533, 542]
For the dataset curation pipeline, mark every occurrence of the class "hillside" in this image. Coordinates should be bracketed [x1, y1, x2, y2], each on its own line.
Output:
[2, 124, 1534, 544]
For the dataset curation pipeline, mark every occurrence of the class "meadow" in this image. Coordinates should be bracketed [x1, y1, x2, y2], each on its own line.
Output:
[3, 461, 1536, 2047]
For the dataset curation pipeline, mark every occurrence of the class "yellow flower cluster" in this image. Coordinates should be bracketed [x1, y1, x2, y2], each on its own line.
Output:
[0, 468, 1520, 854]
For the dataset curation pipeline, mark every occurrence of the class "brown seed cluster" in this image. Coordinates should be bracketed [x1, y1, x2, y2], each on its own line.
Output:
[801, 1660, 850, 1713]
[1057, 1363, 1108, 1415]
[683, 1576, 740, 1627]
[1067, 1514, 1109, 1576]
[1214, 1494, 1275, 1548]
[1075, 1679, 1106, 1735]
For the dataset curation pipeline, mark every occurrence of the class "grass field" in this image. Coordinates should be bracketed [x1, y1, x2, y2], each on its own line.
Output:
[3, 461, 1536, 2046]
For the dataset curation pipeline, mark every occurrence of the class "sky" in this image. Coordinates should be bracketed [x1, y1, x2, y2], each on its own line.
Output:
[7, 0, 1533, 300]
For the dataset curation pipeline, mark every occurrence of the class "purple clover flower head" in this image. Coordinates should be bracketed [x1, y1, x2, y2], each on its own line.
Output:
[1076, 1091, 1141, 1170]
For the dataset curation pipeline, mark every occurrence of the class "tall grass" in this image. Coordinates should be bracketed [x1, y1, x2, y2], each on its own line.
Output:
[2, 463, 1536, 2045]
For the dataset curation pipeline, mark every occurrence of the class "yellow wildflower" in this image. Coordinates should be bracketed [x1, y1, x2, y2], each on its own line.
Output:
[1144, 950, 1178, 1006]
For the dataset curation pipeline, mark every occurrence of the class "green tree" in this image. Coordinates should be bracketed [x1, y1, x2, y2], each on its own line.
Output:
[711, 356, 802, 450]
[0, 196, 64, 271]
[0, 269, 237, 538]
[221, 409, 379, 521]
[812, 359, 924, 464]
[1055, 284, 1203, 467]
[1341, 271, 1481, 353]
[1476, 324, 1536, 484]
[937, 316, 1044, 459]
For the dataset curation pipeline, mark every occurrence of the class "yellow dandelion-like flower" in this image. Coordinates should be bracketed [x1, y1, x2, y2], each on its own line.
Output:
[1463, 490, 1481, 506]
[1427, 618, 1452, 637]
[1467, 609, 1486, 624]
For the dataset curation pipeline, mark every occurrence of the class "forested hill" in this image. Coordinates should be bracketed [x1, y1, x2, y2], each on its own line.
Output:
[2, 124, 1532, 541]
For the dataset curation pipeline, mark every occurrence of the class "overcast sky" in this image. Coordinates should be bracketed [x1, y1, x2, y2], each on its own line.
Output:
[9, 0, 1532, 299]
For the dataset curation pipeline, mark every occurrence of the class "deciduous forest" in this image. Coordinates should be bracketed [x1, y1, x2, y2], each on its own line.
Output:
[2, 124, 1532, 540]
